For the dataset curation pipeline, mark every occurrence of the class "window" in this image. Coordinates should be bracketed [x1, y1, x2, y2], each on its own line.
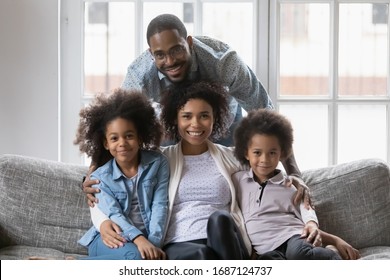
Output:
[270, 0, 390, 170]
[61, 0, 389, 170]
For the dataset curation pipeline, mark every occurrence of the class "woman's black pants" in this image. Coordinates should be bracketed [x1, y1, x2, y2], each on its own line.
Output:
[163, 210, 249, 260]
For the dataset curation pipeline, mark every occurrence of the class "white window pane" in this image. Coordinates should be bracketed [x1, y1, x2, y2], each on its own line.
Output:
[279, 105, 329, 170]
[202, 2, 253, 68]
[338, 3, 388, 97]
[279, 3, 330, 97]
[84, 2, 135, 95]
[338, 105, 387, 163]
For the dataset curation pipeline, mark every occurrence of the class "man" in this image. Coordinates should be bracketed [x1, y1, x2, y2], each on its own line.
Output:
[122, 13, 273, 147]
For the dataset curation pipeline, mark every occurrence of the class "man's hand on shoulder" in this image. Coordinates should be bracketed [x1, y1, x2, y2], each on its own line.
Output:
[287, 175, 313, 209]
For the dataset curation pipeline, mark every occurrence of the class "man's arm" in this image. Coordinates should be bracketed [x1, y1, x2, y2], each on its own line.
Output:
[216, 46, 273, 111]
[281, 151, 301, 178]
[83, 163, 100, 206]
[281, 150, 313, 207]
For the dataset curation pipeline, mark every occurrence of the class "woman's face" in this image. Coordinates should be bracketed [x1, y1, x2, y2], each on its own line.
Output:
[177, 98, 214, 154]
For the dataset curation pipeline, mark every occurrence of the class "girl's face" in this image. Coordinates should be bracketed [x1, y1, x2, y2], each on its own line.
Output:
[177, 98, 214, 154]
[104, 117, 141, 169]
[245, 133, 282, 183]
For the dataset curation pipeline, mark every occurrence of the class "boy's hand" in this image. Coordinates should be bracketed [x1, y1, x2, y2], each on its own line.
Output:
[301, 221, 322, 247]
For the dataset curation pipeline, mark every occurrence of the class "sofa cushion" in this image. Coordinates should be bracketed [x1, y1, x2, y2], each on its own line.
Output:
[302, 158, 390, 251]
[0, 245, 86, 260]
[0, 154, 90, 257]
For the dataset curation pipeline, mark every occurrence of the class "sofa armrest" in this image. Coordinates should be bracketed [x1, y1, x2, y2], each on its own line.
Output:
[0, 154, 90, 255]
[302, 158, 390, 250]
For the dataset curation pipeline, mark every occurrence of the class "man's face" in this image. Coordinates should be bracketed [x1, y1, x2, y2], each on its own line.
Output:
[149, 29, 193, 83]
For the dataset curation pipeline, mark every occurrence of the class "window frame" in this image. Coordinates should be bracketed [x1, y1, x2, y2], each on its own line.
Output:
[269, 0, 390, 167]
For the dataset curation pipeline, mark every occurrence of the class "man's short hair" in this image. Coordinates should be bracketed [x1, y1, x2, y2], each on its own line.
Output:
[146, 14, 188, 45]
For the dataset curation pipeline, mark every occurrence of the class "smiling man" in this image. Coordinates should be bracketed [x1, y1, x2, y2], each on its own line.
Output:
[121, 14, 273, 146]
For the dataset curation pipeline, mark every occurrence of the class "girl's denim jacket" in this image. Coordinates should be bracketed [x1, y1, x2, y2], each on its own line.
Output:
[78, 150, 169, 248]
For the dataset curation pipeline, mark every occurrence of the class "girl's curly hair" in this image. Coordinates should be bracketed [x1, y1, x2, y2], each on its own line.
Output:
[159, 81, 230, 142]
[234, 109, 294, 166]
[74, 88, 162, 167]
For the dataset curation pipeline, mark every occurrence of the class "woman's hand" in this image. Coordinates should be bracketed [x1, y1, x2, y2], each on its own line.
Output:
[82, 177, 100, 207]
[330, 237, 361, 260]
[318, 229, 361, 260]
[133, 236, 166, 260]
[100, 220, 127, 248]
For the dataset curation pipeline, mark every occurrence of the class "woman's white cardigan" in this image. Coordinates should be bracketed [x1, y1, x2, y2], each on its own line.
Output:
[161, 140, 252, 255]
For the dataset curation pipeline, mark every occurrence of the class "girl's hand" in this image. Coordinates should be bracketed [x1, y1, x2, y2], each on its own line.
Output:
[100, 220, 127, 248]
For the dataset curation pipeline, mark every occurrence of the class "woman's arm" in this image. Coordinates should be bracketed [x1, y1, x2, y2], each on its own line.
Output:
[320, 230, 361, 260]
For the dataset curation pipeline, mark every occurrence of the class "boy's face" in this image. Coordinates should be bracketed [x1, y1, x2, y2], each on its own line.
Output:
[245, 134, 282, 182]
[148, 29, 193, 83]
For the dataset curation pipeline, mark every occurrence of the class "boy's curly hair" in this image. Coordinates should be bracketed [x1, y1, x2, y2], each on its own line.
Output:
[234, 109, 294, 166]
[74, 88, 162, 167]
[159, 81, 230, 142]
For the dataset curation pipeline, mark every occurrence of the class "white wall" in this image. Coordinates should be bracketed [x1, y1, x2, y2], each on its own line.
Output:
[0, 0, 59, 161]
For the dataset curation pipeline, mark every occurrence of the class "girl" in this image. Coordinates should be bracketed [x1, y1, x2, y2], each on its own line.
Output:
[74, 89, 169, 260]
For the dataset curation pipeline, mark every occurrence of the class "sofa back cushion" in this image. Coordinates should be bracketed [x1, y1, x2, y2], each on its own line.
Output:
[302, 158, 390, 249]
[0, 154, 90, 255]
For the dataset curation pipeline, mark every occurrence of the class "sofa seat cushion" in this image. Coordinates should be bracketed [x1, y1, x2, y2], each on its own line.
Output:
[359, 246, 390, 260]
[0, 245, 87, 260]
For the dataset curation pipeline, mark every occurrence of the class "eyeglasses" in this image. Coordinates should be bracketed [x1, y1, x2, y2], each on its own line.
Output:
[152, 45, 187, 62]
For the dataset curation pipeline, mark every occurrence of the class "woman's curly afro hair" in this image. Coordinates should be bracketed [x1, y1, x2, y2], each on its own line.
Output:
[74, 88, 162, 167]
[159, 81, 231, 142]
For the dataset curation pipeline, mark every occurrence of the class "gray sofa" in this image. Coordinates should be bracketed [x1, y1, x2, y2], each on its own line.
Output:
[0, 153, 389, 260]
